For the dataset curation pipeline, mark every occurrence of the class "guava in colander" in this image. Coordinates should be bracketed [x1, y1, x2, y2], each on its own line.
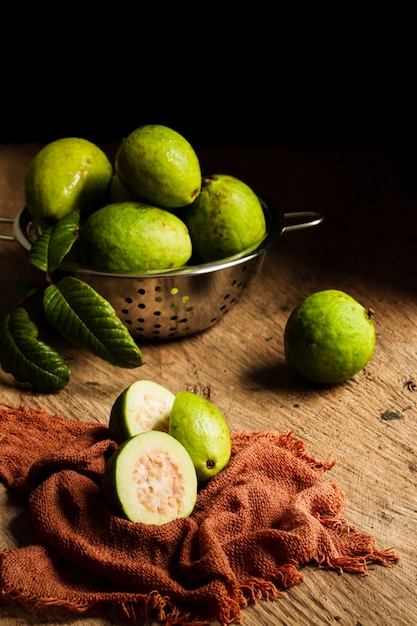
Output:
[183, 174, 267, 263]
[24, 137, 112, 228]
[79, 202, 192, 273]
[108, 173, 136, 203]
[115, 124, 201, 209]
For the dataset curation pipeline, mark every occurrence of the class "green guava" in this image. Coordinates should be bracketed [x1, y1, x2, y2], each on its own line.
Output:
[183, 174, 267, 262]
[284, 289, 376, 384]
[24, 137, 113, 228]
[109, 379, 175, 443]
[102, 430, 198, 525]
[79, 202, 192, 273]
[115, 124, 201, 209]
[108, 174, 136, 203]
[169, 391, 231, 484]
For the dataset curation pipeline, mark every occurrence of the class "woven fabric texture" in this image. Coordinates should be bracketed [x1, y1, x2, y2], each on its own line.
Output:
[0, 404, 399, 625]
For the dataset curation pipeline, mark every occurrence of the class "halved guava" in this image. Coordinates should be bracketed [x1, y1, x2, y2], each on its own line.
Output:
[109, 379, 175, 443]
[102, 430, 198, 525]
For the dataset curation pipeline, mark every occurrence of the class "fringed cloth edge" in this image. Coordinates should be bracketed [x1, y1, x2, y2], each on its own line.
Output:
[0, 405, 401, 626]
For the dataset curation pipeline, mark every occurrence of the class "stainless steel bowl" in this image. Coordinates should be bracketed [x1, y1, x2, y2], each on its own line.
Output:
[1, 200, 323, 340]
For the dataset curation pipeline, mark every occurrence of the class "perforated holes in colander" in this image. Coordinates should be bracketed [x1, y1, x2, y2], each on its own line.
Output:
[168, 287, 193, 336]
[148, 286, 163, 335]
[210, 263, 256, 324]
[125, 285, 194, 338]
[121, 296, 134, 326]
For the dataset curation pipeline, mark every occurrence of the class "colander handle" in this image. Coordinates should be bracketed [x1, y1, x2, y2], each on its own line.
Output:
[281, 211, 324, 233]
[1, 211, 325, 241]
[0, 217, 15, 242]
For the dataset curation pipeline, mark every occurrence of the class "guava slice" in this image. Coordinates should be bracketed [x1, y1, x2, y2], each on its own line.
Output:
[102, 430, 198, 525]
[109, 379, 175, 443]
[169, 391, 231, 484]
[284, 289, 376, 384]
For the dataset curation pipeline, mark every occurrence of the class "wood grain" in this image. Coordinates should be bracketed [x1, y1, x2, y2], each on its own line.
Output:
[0, 142, 415, 625]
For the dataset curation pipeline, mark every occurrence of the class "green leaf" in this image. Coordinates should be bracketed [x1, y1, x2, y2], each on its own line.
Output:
[28, 210, 80, 274]
[47, 210, 80, 270]
[28, 229, 50, 272]
[0, 308, 71, 393]
[43, 276, 143, 369]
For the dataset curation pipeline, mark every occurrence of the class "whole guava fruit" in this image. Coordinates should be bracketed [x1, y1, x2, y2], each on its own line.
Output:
[108, 173, 136, 203]
[79, 202, 192, 273]
[183, 174, 267, 263]
[169, 391, 231, 484]
[24, 137, 113, 228]
[284, 289, 376, 384]
[115, 124, 201, 209]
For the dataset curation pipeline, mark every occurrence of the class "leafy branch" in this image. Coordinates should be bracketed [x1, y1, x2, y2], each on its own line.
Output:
[0, 211, 143, 393]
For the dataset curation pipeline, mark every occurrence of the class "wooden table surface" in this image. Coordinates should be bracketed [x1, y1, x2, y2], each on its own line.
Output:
[0, 141, 415, 625]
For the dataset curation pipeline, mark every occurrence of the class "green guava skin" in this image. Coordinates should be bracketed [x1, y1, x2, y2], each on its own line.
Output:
[24, 137, 113, 228]
[79, 202, 192, 273]
[183, 174, 267, 263]
[169, 391, 231, 484]
[108, 174, 136, 203]
[115, 124, 201, 209]
[284, 290, 376, 384]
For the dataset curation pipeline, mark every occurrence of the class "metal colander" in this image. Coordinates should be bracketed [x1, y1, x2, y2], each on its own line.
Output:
[1, 200, 323, 340]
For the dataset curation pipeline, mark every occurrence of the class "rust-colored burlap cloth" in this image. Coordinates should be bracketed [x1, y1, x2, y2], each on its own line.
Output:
[0, 405, 399, 625]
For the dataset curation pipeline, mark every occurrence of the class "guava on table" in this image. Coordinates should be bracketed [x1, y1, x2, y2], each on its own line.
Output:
[78, 202, 192, 273]
[183, 174, 267, 263]
[284, 289, 376, 384]
[115, 124, 201, 209]
[109, 379, 175, 443]
[24, 137, 113, 228]
[102, 430, 198, 525]
[169, 391, 231, 484]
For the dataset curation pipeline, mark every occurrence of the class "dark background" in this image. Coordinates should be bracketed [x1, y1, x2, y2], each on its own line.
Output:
[1, 8, 414, 150]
